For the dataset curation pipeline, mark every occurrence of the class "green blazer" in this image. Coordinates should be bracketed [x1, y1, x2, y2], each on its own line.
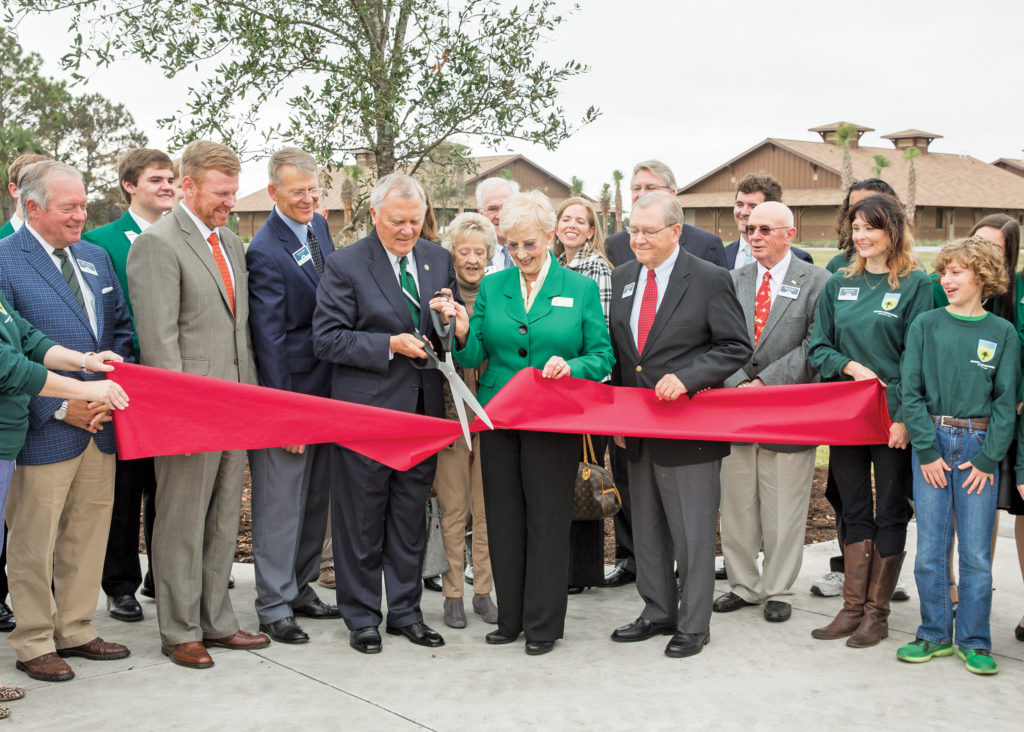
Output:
[83, 209, 142, 357]
[455, 259, 614, 406]
[0, 220, 15, 239]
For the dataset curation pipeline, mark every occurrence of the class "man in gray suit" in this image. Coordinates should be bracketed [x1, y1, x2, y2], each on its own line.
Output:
[607, 192, 751, 658]
[127, 140, 270, 669]
[712, 201, 830, 623]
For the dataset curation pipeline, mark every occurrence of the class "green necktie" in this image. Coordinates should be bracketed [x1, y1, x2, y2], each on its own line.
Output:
[53, 249, 86, 312]
[399, 255, 420, 326]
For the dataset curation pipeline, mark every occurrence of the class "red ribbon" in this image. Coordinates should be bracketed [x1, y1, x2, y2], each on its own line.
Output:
[107, 363, 891, 471]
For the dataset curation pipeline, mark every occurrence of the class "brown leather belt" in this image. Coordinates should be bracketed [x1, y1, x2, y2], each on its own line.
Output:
[931, 415, 989, 430]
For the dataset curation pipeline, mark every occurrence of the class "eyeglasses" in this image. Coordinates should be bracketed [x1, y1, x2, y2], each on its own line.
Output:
[745, 225, 789, 237]
[285, 187, 324, 200]
[627, 225, 673, 239]
[506, 241, 542, 253]
[629, 184, 671, 194]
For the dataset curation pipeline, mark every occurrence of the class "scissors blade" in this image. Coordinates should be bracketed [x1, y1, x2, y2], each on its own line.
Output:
[450, 387, 473, 450]
[448, 373, 494, 431]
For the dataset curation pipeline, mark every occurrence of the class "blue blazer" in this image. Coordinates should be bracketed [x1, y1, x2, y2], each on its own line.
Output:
[0, 226, 134, 465]
[312, 229, 458, 418]
[724, 239, 815, 269]
[246, 210, 334, 397]
[606, 224, 726, 269]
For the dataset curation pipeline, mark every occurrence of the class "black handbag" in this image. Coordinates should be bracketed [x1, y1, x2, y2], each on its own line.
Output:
[572, 435, 621, 521]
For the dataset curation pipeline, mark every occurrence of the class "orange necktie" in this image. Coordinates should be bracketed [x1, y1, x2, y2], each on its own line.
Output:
[208, 231, 235, 315]
[754, 271, 771, 344]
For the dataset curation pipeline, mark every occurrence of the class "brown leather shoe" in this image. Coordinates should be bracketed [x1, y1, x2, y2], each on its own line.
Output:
[15, 653, 74, 682]
[161, 641, 214, 669]
[203, 630, 270, 650]
[811, 539, 873, 640]
[57, 637, 130, 661]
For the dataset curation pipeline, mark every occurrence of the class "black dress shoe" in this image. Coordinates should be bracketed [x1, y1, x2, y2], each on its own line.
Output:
[763, 601, 792, 623]
[567, 585, 586, 595]
[349, 626, 382, 654]
[423, 576, 443, 592]
[139, 585, 156, 600]
[485, 629, 520, 645]
[712, 591, 756, 613]
[260, 617, 309, 644]
[385, 621, 444, 648]
[293, 597, 341, 619]
[715, 565, 728, 581]
[107, 594, 144, 622]
[0, 602, 16, 632]
[611, 617, 675, 643]
[665, 630, 710, 658]
[602, 566, 636, 588]
[228, 574, 235, 589]
[1016, 623, 1024, 642]
[525, 640, 554, 655]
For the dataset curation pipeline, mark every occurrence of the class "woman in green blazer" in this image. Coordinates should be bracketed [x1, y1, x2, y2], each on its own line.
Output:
[445, 191, 613, 656]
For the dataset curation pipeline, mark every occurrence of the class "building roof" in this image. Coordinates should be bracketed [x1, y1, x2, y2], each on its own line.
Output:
[881, 129, 943, 141]
[993, 158, 1024, 177]
[677, 136, 1024, 209]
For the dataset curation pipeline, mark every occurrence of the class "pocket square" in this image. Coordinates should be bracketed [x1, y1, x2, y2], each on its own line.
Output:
[101, 286, 114, 294]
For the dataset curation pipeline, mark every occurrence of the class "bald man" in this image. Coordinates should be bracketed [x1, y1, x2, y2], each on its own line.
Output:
[713, 202, 830, 623]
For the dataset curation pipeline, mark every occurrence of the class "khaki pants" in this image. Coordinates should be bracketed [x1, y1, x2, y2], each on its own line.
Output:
[720, 445, 815, 603]
[321, 509, 332, 570]
[7, 440, 114, 661]
[433, 435, 492, 597]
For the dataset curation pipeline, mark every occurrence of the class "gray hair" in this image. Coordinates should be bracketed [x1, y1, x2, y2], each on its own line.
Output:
[632, 191, 682, 227]
[442, 212, 498, 261]
[632, 159, 677, 191]
[18, 160, 83, 212]
[475, 177, 520, 208]
[268, 147, 318, 186]
[369, 173, 426, 212]
[499, 190, 556, 235]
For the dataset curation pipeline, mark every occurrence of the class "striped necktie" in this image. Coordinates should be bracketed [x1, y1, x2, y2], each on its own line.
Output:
[399, 255, 420, 325]
[53, 249, 86, 312]
[207, 232, 235, 316]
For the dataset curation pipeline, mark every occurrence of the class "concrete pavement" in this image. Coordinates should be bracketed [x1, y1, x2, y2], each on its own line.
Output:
[4, 519, 1024, 730]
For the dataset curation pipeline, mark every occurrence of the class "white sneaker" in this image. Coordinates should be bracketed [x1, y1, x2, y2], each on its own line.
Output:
[811, 571, 844, 597]
[464, 564, 474, 585]
[892, 576, 911, 601]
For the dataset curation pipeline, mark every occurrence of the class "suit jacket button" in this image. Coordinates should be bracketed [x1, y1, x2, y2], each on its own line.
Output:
[635, 365, 642, 372]
[518, 348, 527, 357]
[518, 325, 527, 335]
[752, 360, 758, 367]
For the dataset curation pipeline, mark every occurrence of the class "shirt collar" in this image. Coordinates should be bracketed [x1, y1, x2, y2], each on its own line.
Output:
[274, 206, 310, 245]
[9, 212, 23, 231]
[181, 202, 216, 242]
[25, 223, 63, 256]
[127, 208, 153, 233]
[755, 249, 793, 282]
[643, 242, 680, 283]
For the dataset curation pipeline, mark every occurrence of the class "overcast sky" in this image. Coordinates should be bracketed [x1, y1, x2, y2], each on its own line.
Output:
[10, 0, 1024, 206]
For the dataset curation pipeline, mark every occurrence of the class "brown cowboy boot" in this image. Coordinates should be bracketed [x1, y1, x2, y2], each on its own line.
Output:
[847, 547, 905, 648]
[811, 539, 873, 640]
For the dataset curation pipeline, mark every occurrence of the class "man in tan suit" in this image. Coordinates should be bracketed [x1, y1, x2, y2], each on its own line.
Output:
[127, 140, 269, 669]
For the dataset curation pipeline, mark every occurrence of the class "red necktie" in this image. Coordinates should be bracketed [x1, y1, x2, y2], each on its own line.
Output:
[754, 271, 771, 344]
[636, 269, 658, 353]
[208, 232, 235, 316]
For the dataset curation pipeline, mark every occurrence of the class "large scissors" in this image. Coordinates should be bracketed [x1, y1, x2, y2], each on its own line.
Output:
[405, 289, 493, 449]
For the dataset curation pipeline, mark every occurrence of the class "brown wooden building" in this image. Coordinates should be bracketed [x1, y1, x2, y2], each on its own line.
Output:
[676, 122, 1024, 244]
[233, 152, 583, 241]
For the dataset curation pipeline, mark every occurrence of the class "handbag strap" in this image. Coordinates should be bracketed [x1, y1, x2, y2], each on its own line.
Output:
[582, 434, 596, 464]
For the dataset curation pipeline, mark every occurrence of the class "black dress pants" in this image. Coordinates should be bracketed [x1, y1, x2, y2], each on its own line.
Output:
[480, 429, 578, 642]
[101, 456, 157, 597]
[829, 444, 911, 558]
[609, 442, 636, 573]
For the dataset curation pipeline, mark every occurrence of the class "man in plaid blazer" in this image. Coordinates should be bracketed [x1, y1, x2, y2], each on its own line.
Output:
[0, 160, 134, 682]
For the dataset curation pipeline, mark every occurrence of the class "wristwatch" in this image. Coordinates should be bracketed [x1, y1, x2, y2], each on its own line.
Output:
[54, 400, 69, 421]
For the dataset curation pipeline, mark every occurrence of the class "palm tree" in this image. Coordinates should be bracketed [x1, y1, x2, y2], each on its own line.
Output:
[835, 122, 857, 194]
[612, 169, 624, 233]
[872, 154, 891, 178]
[599, 183, 611, 236]
[904, 147, 920, 225]
[570, 176, 584, 197]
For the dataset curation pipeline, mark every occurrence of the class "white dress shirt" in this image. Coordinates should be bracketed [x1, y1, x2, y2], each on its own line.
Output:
[754, 250, 793, 305]
[629, 243, 681, 350]
[181, 203, 235, 287]
[28, 224, 98, 337]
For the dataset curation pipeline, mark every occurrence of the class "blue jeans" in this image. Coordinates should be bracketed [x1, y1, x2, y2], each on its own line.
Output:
[911, 423, 997, 649]
[0, 459, 13, 547]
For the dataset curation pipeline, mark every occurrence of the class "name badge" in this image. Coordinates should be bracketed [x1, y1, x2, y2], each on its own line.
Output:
[552, 296, 574, 308]
[779, 284, 800, 299]
[838, 287, 859, 301]
[78, 259, 98, 276]
[622, 283, 635, 298]
[292, 245, 312, 267]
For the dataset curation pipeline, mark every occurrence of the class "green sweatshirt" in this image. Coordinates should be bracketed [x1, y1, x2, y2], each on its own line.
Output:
[808, 268, 933, 421]
[826, 251, 852, 274]
[901, 309, 1019, 472]
[0, 292, 56, 460]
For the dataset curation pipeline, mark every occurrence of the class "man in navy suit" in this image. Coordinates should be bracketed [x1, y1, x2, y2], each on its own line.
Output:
[246, 148, 340, 645]
[724, 174, 814, 270]
[0, 161, 134, 681]
[313, 173, 456, 654]
[604, 160, 726, 269]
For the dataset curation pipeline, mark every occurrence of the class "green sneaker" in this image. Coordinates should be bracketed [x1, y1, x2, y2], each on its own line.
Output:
[897, 638, 954, 663]
[956, 647, 999, 675]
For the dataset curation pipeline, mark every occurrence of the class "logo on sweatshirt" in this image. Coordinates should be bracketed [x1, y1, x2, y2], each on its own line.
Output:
[977, 340, 997, 363]
[880, 292, 901, 311]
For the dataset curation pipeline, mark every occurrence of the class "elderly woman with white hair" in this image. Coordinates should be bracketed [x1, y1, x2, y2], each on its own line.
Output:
[432, 213, 499, 629]
[445, 191, 614, 655]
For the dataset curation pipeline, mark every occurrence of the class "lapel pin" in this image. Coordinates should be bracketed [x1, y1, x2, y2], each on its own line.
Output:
[424, 264, 430, 271]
